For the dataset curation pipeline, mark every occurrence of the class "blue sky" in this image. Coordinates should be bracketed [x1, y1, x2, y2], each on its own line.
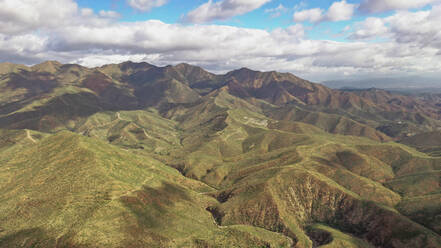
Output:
[75, 0, 358, 39]
[72, 0, 405, 41]
[1, 0, 441, 83]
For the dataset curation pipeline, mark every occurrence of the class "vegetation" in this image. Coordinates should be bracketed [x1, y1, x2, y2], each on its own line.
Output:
[0, 61, 440, 247]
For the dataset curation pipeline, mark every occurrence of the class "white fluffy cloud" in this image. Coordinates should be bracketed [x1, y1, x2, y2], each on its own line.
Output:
[0, 0, 76, 34]
[34, 18, 441, 79]
[293, 0, 356, 23]
[349, 17, 388, 40]
[0, 0, 117, 35]
[127, 0, 168, 12]
[293, 8, 324, 23]
[386, 5, 441, 50]
[359, 0, 439, 13]
[327, 0, 356, 21]
[0, 0, 441, 81]
[350, 5, 441, 51]
[184, 0, 271, 23]
[0, 33, 48, 64]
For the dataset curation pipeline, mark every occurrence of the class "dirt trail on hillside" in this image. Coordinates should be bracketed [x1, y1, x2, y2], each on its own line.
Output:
[26, 130, 37, 143]
[143, 128, 153, 139]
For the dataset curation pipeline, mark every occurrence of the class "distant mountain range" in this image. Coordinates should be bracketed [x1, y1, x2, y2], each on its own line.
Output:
[0, 61, 440, 248]
[323, 76, 441, 92]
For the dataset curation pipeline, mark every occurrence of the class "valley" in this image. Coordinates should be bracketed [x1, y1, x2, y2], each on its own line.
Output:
[0, 61, 440, 248]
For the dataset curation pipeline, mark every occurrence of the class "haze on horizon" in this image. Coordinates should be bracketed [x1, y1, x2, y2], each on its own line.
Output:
[1, 0, 441, 85]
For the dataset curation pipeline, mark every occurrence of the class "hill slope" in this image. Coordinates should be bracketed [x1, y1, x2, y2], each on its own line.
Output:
[0, 61, 440, 247]
[400, 131, 441, 156]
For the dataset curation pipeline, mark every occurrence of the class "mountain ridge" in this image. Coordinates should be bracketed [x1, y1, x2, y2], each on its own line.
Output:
[0, 61, 440, 247]
[2, 60, 441, 138]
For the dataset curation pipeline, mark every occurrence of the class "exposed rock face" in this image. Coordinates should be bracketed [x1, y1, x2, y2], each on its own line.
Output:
[306, 228, 333, 247]
[218, 168, 441, 248]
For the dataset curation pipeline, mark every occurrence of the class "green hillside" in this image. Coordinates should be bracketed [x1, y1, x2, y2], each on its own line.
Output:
[400, 131, 441, 156]
[0, 61, 440, 247]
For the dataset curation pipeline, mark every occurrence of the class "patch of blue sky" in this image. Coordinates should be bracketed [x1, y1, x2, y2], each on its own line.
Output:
[211, 7, 293, 30]
[76, 0, 198, 23]
[73, 0, 431, 43]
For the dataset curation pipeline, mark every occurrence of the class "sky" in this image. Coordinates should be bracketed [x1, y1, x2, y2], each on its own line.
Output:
[1, 0, 441, 82]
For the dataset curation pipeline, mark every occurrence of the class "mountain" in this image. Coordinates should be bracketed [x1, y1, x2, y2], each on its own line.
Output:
[0, 129, 294, 247]
[323, 76, 441, 90]
[0, 62, 29, 75]
[400, 131, 441, 156]
[0, 61, 440, 248]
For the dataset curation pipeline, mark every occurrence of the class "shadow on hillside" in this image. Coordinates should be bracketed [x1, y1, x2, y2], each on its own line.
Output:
[0, 227, 92, 248]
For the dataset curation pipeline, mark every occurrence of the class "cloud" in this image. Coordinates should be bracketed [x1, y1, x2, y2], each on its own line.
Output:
[293, 8, 324, 23]
[386, 5, 441, 50]
[0, 0, 441, 81]
[293, 0, 356, 23]
[359, 0, 439, 13]
[0, 33, 48, 64]
[184, 0, 271, 23]
[349, 17, 388, 40]
[0, 0, 117, 35]
[293, 1, 307, 11]
[265, 4, 287, 18]
[271, 24, 305, 40]
[0, 0, 77, 34]
[36, 18, 441, 80]
[326, 0, 356, 21]
[350, 4, 441, 51]
[127, 0, 168, 12]
[99, 10, 121, 19]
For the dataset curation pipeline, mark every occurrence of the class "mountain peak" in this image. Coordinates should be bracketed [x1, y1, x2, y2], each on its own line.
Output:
[31, 60, 62, 73]
[173, 63, 211, 73]
[172, 62, 215, 85]
[98, 61, 156, 77]
[233, 67, 258, 73]
[0, 62, 29, 75]
[35, 60, 62, 67]
[118, 61, 155, 71]
[175, 62, 192, 67]
[225, 67, 260, 81]
[0, 62, 18, 66]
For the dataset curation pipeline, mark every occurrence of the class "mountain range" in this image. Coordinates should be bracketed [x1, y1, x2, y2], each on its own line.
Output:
[0, 61, 440, 248]
[323, 76, 441, 92]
